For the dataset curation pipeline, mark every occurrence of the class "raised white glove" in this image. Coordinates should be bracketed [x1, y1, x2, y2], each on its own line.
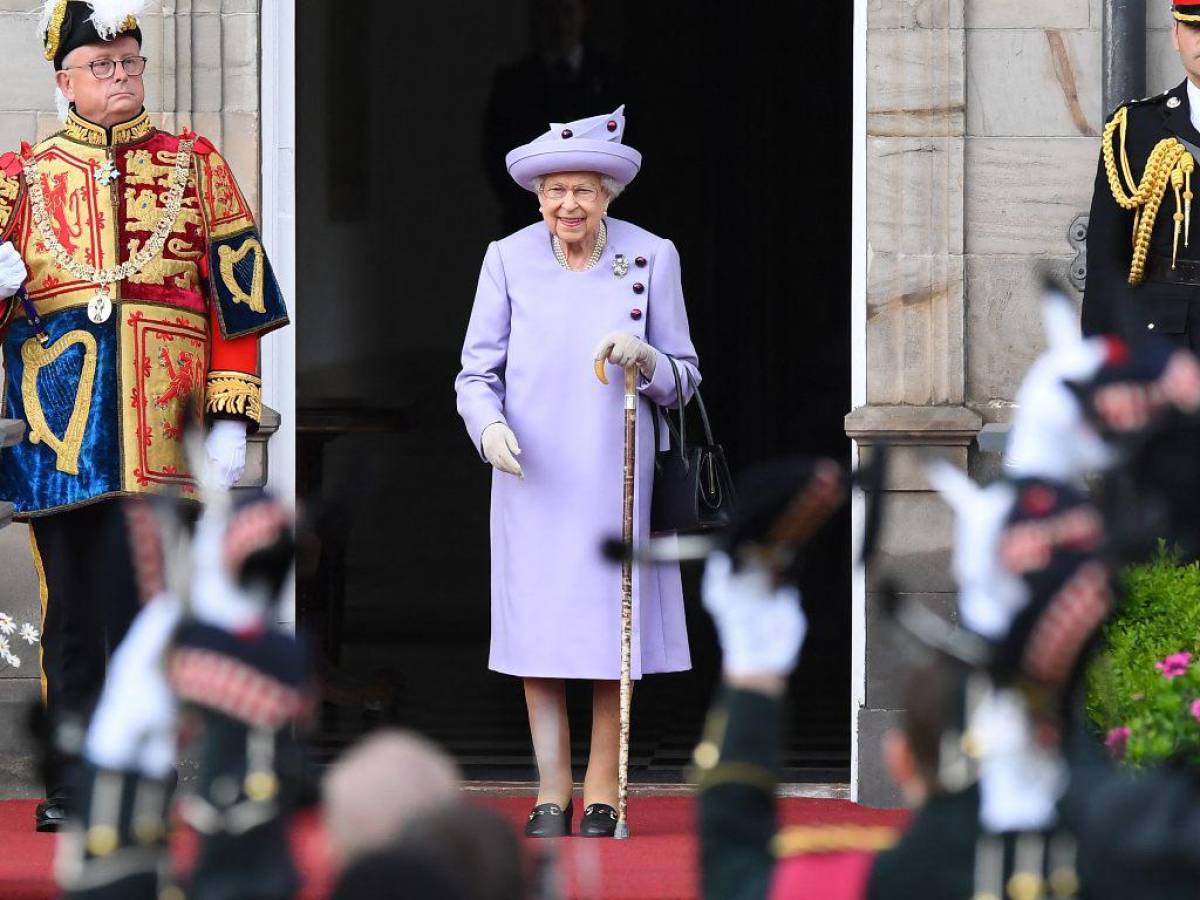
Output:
[0, 241, 26, 300]
[482, 422, 524, 478]
[83, 594, 183, 779]
[205, 419, 248, 489]
[701, 552, 808, 678]
[593, 332, 657, 378]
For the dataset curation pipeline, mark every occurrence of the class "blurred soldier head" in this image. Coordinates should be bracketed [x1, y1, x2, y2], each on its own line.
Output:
[322, 729, 462, 868]
[882, 660, 962, 808]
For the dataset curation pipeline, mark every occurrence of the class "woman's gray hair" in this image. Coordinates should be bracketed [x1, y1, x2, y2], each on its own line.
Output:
[532, 174, 626, 203]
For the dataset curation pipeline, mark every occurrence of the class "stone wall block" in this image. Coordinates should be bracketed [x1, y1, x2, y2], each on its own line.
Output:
[965, 254, 1077, 415]
[868, 137, 965, 255]
[868, 26, 965, 137]
[966, 28, 1100, 137]
[0, 13, 53, 110]
[190, 13, 223, 112]
[867, 251, 965, 404]
[218, 111, 260, 215]
[964, 0, 1090, 28]
[865, 592, 959, 708]
[1148, 31, 1186, 98]
[964, 137, 1097, 256]
[859, 444, 968, 492]
[867, 0, 964, 30]
[0, 112, 36, 153]
[0, 524, 42, 671]
[856, 709, 906, 808]
[221, 13, 259, 113]
[868, 491, 957, 594]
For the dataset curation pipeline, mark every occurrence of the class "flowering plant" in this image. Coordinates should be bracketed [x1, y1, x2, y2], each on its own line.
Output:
[0, 611, 39, 671]
[1088, 546, 1200, 767]
[1103, 650, 1200, 767]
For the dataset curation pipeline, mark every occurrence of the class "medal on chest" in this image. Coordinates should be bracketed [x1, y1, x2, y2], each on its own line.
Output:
[87, 287, 112, 324]
[94, 160, 119, 187]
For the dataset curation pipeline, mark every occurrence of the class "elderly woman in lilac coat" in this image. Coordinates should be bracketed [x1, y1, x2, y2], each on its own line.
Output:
[455, 106, 700, 838]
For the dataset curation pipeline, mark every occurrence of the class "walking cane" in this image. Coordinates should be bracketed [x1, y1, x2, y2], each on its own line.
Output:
[595, 359, 637, 839]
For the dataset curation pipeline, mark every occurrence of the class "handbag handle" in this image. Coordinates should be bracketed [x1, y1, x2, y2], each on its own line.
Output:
[654, 355, 717, 466]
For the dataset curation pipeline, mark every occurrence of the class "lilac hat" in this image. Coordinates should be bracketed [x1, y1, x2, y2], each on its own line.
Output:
[505, 105, 642, 192]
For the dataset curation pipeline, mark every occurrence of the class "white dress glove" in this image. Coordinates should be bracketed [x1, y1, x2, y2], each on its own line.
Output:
[701, 552, 808, 679]
[0, 241, 26, 300]
[482, 422, 524, 478]
[594, 332, 657, 378]
[205, 419, 248, 489]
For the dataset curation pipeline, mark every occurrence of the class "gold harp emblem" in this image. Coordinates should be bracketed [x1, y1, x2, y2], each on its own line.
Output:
[217, 238, 266, 314]
[21, 330, 98, 475]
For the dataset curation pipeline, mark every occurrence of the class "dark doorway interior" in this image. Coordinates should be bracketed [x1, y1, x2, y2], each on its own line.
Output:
[295, 1, 853, 782]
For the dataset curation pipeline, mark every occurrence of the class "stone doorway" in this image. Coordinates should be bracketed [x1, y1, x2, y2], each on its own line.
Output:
[294, 0, 854, 783]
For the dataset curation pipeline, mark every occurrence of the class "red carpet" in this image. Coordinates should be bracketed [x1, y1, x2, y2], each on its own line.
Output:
[0, 795, 907, 899]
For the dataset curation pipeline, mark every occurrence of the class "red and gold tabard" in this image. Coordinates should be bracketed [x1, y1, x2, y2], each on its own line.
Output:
[0, 109, 288, 517]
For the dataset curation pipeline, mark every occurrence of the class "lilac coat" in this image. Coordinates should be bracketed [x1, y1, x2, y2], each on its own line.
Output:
[455, 217, 700, 680]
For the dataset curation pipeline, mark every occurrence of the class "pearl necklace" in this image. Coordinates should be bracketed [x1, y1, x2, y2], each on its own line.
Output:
[552, 218, 607, 271]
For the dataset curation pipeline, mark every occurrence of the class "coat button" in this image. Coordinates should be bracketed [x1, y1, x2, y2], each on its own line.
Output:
[631, 308, 643, 320]
[635, 256, 647, 267]
[633, 282, 645, 294]
[607, 120, 618, 132]
[561, 128, 573, 139]
[1148, 322, 1156, 330]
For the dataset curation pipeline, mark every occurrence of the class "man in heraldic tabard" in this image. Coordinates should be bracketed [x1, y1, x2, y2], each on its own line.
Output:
[0, 0, 288, 831]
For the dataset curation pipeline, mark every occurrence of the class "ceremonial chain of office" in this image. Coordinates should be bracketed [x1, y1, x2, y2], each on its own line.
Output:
[21, 140, 195, 294]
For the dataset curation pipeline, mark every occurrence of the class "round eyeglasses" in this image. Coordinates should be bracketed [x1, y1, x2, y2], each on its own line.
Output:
[64, 56, 148, 80]
[540, 185, 601, 203]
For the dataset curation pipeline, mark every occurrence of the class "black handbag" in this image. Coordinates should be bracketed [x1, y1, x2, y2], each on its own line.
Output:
[649, 355, 736, 534]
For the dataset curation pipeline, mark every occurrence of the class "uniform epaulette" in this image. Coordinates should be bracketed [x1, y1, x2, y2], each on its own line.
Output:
[772, 824, 899, 858]
[1128, 90, 1171, 108]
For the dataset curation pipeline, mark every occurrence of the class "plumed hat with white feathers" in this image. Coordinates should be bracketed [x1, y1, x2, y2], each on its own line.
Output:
[38, 0, 149, 70]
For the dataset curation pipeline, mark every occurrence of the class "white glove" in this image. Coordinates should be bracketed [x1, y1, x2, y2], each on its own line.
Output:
[83, 594, 183, 779]
[205, 419, 248, 488]
[593, 332, 657, 378]
[482, 422, 524, 478]
[0, 241, 26, 300]
[701, 552, 808, 678]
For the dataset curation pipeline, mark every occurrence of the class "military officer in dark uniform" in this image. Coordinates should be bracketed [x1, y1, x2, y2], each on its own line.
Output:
[1083, 0, 1200, 346]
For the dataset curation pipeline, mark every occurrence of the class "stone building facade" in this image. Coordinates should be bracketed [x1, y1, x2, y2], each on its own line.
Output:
[0, 0, 273, 796]
[0, 0, 1182, 802]
[850, 0, 1182, 804]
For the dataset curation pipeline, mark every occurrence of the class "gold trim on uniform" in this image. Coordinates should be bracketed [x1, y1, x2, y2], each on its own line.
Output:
[697, 761, 779, 794]
[206, 370, 263, 423]
[1102, 105, 1195, 283]
[42, 0, 69, 61]
[772, 824, 898, 858]
[1174, 11, 1200, 22]
[62, 109, 154, 148]
[21, 329, 98, 475]
[218, 236, 267, 313]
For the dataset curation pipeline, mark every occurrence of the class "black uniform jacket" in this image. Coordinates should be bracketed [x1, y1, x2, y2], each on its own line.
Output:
[1083, 79, 1200, 350]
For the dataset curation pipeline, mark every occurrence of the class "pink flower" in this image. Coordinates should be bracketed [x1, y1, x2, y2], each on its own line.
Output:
[1156, 651, 1192, 680]
[1192, 700, 1200, 723]
[1105, 726, 1131, 759]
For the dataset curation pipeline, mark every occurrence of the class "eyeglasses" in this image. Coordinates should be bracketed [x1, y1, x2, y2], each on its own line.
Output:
[64, 56, 148, 80]
[540, 185, 601, 203]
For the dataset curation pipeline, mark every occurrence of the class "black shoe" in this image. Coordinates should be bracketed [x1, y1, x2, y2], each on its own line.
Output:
[35, 796, 70, 833]
[579, 803, 618, 837]
[524, 800, 572, 838]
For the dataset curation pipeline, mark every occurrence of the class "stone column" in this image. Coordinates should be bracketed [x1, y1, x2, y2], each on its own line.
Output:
[848, 0, 978, 807]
